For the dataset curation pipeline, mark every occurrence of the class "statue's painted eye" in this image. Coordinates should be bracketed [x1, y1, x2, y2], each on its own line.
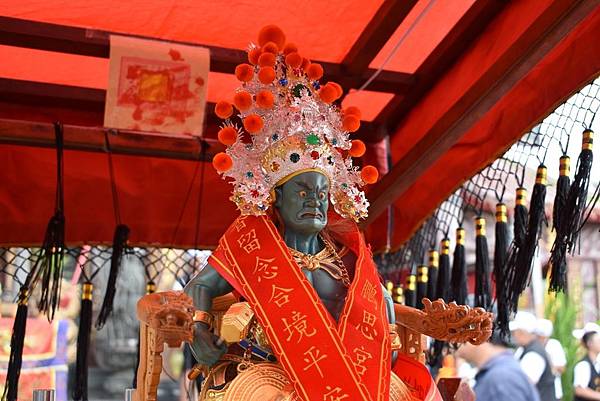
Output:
[318, 192, 326, 200]
[299, 190, 307, 198]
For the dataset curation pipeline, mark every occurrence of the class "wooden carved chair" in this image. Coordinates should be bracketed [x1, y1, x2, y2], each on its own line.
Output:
[132, 292, 492, 401]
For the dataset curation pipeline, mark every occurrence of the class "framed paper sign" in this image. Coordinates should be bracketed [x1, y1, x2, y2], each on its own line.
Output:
[104, 35, 209, 137]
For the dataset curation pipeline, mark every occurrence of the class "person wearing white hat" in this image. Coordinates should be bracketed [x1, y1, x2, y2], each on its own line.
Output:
[510, 311, 557, 401]
[573, 323, 600, 401]
[535, 318, 567, 400]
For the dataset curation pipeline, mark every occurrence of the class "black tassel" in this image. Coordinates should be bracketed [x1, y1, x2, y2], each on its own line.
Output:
[96, 224, 130, 329]
[511, 166, 548, 312]
[37, 122, 66, 321]
[436, 239, 451, 301]
[450, 228, 468, 305]
[497, 190, 528, 336]
[404, 274, 416, 307]
[2, 290, 29, 401]
[493, 204, 509, 321]
[564, 129, 594, 254]
[416, 265, 428, 309]
[427, 250, 439, 300]
[73, 283, 93, 401]
[474, 217, 492, 310]
[549, 156, 571, 292]
[494, 204, 509, 283]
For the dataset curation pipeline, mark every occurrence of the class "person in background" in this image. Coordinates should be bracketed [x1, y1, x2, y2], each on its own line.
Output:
[510, 311, 557, 401]
[536, 318, 567, 400]
[573, 323, 600, 401]
[454, 327, 540, 401]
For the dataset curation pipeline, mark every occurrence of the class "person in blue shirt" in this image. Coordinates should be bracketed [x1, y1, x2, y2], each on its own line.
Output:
[455, 329, 541, 401]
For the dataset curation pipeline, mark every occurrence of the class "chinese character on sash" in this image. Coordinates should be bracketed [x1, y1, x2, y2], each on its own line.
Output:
[269, 285, 294, 308]
[323, 386, 350, 401]
[302, 345, 327, 378]
[282, 311, 316, 343]
[238, 229, 261, 254]
[352, 345, 373, 376]
[253, 257, 278, 282]
[361, 280, 378, 305]
[356, 310, 378, 340]
[234, 218, 247, 232]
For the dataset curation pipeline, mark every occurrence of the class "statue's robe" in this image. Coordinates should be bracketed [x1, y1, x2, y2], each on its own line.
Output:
[209, 213, 441, 401]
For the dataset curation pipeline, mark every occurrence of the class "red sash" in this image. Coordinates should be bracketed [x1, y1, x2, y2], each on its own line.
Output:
[209, 214, 391, 401]
[392, 354, 444, 401]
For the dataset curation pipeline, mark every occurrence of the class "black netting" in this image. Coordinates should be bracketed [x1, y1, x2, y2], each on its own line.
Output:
[378, 76, 600, 282]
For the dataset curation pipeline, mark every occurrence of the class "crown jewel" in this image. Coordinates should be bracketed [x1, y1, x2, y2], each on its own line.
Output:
[212, 25, 379, 221]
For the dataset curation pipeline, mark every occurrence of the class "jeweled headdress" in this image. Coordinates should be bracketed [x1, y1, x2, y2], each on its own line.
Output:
[212, 25, 379, 221]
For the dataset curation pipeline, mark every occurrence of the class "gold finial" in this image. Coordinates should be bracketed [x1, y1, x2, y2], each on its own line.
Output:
[406, 274, 416, 291]
[496, 203, 507, 223]
[456, 228, 466, 245]
[441, 239, 450, 255]
[559, 156, 571, 176]
[516, 188, 528, 206]
[583, 129, 594, 151]
[475, 217, 486, 236]
[82, 283, 94, 300]
[417, 265, 428, 283]
[428, 250, 439, 268]
[536, 165, 547, 185]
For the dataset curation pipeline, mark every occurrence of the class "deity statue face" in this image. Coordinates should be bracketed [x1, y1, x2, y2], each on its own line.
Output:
[274, 171, 329, 235]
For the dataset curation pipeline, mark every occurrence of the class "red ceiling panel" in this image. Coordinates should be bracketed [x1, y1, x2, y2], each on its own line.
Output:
[1, 0, 384, 62]
[369, 0, 476, 73]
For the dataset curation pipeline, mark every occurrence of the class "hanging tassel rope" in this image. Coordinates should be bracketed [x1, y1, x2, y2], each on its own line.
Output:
[497, 188, 529, 336]
[427, 250, 439, 300]
[474, 217, 492, 310]
[435, 238, 451, 302]
[549, 156, 571, 292]
[96, 133, 131, 329]
[71, 249, 106, 401]
[416, 265, 428, 309]
[493, 204, 509, 289]
[36, 122, 66, 321]
[493, 204, 508, 328]
[404, 273, 416, 308]
[2, 289, 29, 401]
[95, 224, 130, 329]
[427, 247, 445, 372]
[2, 237, 54, 400]
[511, 166, 548, 312]
[564, 129, 594, 253]
[73, 283, 94, 401]
[450, 227, 468, 305]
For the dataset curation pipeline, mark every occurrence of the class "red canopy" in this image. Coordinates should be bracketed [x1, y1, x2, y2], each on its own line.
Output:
[1, 0, 599, 250]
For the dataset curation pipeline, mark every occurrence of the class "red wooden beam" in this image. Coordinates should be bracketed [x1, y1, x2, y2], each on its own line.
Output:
[0, 78, 380, 159]
[361, 0, 597, 230]
[341, 0, 418, 84]
[359, 0, 507, 143]
[0, 118, 223, 161]
[0, 16, 414, 95]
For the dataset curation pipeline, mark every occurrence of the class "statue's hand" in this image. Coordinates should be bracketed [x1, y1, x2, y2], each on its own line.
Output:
[190, 323, 227, 366]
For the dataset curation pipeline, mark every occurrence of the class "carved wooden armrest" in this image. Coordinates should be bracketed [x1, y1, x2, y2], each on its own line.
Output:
[394, 298, 492, 346]
[133, 292, 238, 401]
[133, 291, 195, 401]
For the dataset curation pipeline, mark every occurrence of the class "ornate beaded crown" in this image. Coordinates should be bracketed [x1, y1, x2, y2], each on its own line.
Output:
[211, 25, 379, 221]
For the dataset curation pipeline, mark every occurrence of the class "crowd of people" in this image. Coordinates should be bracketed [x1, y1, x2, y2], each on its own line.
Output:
[450, 312, 600, 401]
